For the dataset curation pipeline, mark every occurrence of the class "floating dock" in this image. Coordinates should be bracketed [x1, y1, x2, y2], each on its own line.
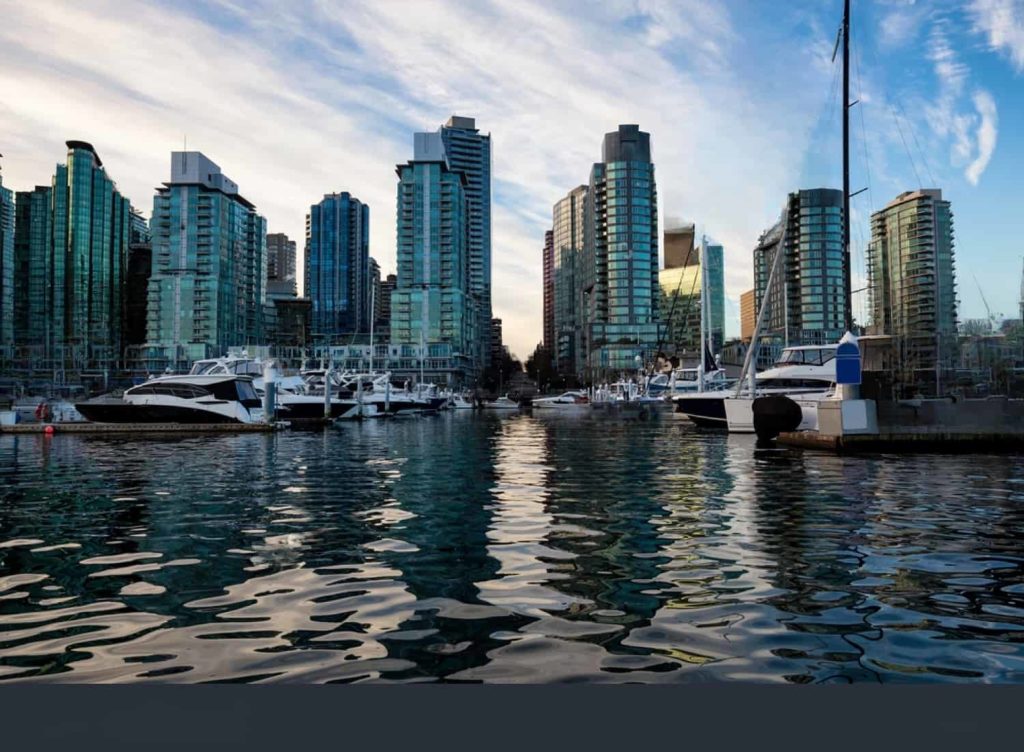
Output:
[0, 422, 276, 435]
[778, 430, 1024, 454]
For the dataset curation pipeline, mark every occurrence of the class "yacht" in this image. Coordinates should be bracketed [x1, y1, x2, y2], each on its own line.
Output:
[482, 395, 520, 410]
[76, 374, 265, 424]
[532, 390, 590, 411]
[449, 393, 476, 409]
[647, 367, 731, 397]
[674, 345, 837, 428]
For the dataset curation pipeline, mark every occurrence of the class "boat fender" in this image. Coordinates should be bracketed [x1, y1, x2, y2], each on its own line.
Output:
[752, 395, 803, 441]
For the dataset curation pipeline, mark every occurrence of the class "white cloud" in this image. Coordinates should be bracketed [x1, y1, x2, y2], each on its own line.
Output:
[970, 0, 1024, 72]
[965, 90, 998, 185]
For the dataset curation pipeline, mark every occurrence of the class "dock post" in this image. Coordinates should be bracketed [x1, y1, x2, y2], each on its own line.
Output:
[324, 366, 332, 420]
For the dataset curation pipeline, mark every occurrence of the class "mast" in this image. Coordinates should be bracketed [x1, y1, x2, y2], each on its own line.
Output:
[699, 233, 707, 393]
[842, 0, 853, 333]
[369, 280, 375, 374]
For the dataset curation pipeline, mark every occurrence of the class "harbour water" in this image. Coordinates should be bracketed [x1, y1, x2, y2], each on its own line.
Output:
[1, 412, 1023, 684]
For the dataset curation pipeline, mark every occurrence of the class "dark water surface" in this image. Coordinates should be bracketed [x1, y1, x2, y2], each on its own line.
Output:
[1, 412, 1023, 683]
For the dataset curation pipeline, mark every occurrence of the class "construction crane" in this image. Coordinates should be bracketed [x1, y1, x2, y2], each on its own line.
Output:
[973, 274, 1001, 333]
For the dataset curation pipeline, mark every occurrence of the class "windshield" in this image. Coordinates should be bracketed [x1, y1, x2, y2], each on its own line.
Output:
[190, 361, 217, 375]
[236, 380, 259, 402]
[775, 348, 836, 367]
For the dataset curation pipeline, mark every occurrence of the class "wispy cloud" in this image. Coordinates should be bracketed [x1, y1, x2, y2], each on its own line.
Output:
[0, 0, 1009, 355]
[970, 0, 1024, 72]
[966, 89, 999, 185]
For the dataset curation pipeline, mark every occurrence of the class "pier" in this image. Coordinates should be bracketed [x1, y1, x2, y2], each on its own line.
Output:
[0, 422, 276, 435]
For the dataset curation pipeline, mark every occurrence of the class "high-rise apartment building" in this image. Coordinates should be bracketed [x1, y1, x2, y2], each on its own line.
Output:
[377, 273, 396, 335]
[390, 131, 478, 383]
[12, 141, 132, 369]
[552, 185, 588, 379]
[490, 317, 503, 366]
[440, 115, 491, 368]
[12, 186, 51, 352]
[124, 209, 151, 348]
[740, 289, 755, 342]
[266, 232, 297, 297]
[542, 229, 554, 355]
[867, 189, 958, 371]
[583, 124, 661, 378]
[145, 151, 266, 367]
[0, 167, 13, 349]
[754, 188, 846, 352]
[658, 240, 725, 359]
[306, 193, 370, 342]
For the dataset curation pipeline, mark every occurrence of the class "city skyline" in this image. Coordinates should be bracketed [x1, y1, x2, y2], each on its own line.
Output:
[1, 0, 1022, 359]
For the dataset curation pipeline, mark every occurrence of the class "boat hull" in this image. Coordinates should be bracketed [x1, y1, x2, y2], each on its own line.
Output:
[673, 395, 728, 427]
[75, 402, 245, 424]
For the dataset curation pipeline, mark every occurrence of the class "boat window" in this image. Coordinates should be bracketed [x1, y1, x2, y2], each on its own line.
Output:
[236, 380, 260, 403]
[190, 362, 216, 375]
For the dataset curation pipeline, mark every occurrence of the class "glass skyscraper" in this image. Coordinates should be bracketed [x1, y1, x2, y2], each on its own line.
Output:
[305, 193, 369, 342]
[145, 151, 266, 368]
[584, 124, 661, 379]
[439, 115, 491, 369]
[552, 185, 588, 379]
[754, 188, 846, 353]
[390, 131, 478, 383]
[11, 142, 131, 370]
[658, 240, 725, 359]
[867, 189, 958, 372]
[0, 170, 13, 349]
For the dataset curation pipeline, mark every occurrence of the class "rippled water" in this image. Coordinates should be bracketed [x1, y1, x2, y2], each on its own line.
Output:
[1, 412, 1024, 683]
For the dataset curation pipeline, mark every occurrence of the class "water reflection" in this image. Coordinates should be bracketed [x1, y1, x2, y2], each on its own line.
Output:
[1, 415, 1024, 683]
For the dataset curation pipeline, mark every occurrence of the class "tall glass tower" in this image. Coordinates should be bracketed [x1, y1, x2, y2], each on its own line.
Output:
[146, 151, 266, 368]
[440, 115, 491, 369]
[867, 189, 958, 372]
[583, 124, 661, 380]
[754, 188, 846, 354]
[11, 142, 131, 369]
[390, 131, 477, 383]
[305, 193, 370, 342]
[0, 167, 13, 350]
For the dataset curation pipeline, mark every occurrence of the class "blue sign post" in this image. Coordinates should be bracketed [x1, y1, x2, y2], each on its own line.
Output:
[836, 335, 861, 386]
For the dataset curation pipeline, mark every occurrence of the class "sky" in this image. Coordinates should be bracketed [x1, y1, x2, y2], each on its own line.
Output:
[1, 0, 1023, 360]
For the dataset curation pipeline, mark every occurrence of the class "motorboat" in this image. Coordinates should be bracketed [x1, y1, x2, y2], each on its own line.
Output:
[482, 395, 520, 410]
[449, 393, 476, 409]
[531, 390, 590, 410]
[647, 367, 732, 397]
[76, 374, 265, 424]
[674, 345, 837, 429]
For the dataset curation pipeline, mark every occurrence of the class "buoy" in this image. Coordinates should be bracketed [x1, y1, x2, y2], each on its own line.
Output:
[44, 425, 55, 435]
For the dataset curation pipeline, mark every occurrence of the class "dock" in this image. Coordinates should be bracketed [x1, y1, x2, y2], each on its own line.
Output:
[0, 422, 277, 435]
[778, 430, 1024, 454]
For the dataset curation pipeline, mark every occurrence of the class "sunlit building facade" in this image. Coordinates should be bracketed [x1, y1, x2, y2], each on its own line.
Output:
[552, 185, 588, 379]
[867, 189, 958, 370]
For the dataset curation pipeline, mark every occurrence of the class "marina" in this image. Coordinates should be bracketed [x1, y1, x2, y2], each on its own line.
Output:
[2, 412, 1024, 684]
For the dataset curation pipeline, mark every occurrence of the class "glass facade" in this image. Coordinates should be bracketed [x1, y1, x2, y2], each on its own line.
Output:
[542, 229, 554, 355]
[658, 242, 724, 358]
[266, 232, 297, 297]
[440, 116, 491, 369]
[146, 152, 266, 368]
[305, 193, 370, 342]
[10, 142, 131, 370]
[867, 189, 958, 370]
[390, 140, 478, 384]
[552, 185, 588, 378]
[754, 188, 846, 353]
[0, 177, 13, 348]
[584, 125, 661, 379]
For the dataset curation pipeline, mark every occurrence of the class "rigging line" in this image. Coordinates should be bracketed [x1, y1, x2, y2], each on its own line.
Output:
[890, 100, 923, 189]
[895, 97, 938, 187]
[851, 27, 873, 215]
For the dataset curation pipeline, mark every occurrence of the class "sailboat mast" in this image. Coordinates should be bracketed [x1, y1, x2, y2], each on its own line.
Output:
[842, 0, 853, 333]
[699, 233, 707, 393]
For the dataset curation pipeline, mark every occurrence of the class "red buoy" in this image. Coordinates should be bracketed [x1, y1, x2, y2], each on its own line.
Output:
[44, 425, 54, 435]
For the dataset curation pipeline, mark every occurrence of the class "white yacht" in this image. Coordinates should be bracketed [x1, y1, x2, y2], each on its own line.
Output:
[647, 367, 731, 397]
[674, 345, 837, 429]
[531, 390, 591, 411]
[76, 374, 265, 424]
[482, 395, 520, 410]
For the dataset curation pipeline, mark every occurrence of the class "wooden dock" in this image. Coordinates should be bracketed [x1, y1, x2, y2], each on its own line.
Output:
[778, 431, 1024, 454]
[0, 422, 276, 435]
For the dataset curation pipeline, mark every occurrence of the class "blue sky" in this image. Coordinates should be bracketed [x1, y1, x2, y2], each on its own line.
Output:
[1, 0, 1022, 358]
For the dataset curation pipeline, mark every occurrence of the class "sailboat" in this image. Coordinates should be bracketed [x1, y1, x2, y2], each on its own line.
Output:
[676, 0, 855, 437]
